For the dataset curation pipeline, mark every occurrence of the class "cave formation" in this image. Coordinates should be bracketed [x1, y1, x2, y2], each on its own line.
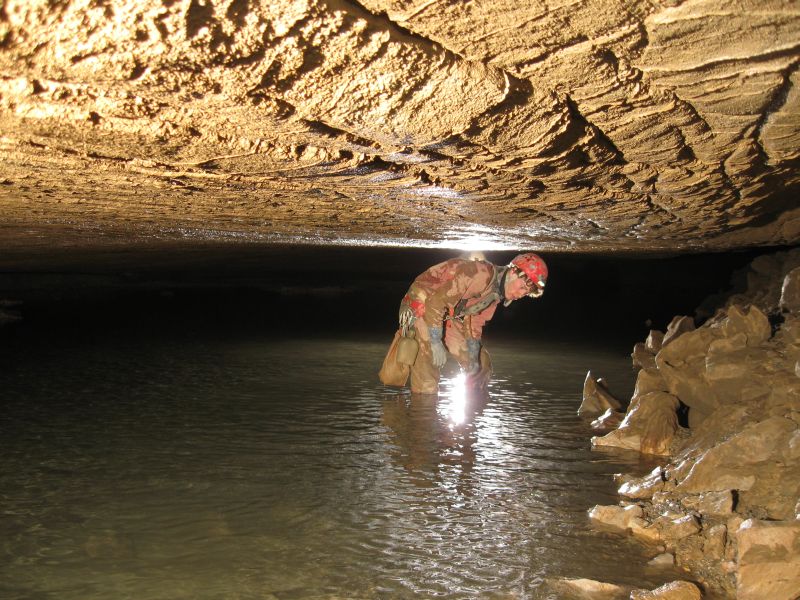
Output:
[1, 0, 799, 252]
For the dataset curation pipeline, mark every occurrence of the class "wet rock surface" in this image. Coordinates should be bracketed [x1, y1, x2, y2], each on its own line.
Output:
[1, 1, 799, 250]
[587, 248, 800, 599]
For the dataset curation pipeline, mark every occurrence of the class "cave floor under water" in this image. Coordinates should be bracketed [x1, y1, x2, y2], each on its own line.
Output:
[1, 330, 684, 599]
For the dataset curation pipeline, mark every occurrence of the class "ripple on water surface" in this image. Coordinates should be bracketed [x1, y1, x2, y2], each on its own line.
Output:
[1, 335, 676, 599]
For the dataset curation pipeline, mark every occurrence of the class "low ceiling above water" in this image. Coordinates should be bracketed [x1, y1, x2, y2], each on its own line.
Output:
[1, 0, 799, 252]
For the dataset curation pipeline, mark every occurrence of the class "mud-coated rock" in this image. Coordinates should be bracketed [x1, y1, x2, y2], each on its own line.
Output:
[630, 581, 702, 600]
[578, 371, 623, 416]
[736, 519, 800, 600]
[592, 392, 679, 455]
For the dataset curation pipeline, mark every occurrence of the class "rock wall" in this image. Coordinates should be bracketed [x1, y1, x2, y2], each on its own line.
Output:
[584, 248, 800, 599]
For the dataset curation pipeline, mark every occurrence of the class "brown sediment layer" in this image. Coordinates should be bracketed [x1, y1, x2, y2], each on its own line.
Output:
[586, 248, 800, 599]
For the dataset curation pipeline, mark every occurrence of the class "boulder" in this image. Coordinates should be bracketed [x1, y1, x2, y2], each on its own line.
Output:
[703, 524, 727, 560]
[548, 578, 629, 600]
[592, 392, 679, 456]
[779, 266, 800, 314]
[736, 519, 800, 600]
[618, 467, 665, 500]
[662, 316, 696, 348]
[680, 490, 734, 517]
[704, 348, 760, 382]
[578, 371, 623, 416]
[590, 408, 624, 432]
[646, 330, 665, 353]
[720, 304, 771, 346]
[677, 417, 798, 494]
[632, 342, 657, 370]
[634, 368, 669, 397]
[588, 504, 643, 532]
[656, 327, 721, 425]
[654, 514, 701, 542]
[629, 517, 662, 544]
[630, 581, 702, 600]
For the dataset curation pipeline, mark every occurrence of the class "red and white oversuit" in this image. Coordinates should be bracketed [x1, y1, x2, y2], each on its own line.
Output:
[393, 258, 502, 394]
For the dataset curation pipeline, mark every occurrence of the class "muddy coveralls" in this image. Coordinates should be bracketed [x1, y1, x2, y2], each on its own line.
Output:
[400, 258, 504, 394]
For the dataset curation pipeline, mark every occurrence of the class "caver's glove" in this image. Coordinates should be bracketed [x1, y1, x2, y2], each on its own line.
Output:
[399, 304, 415, 335]
[466, 338, 481, 374]
[428, 327, 447, 368]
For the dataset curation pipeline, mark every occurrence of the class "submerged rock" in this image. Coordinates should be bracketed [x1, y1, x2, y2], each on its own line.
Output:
[578, 371, 623, 416]
[548, 578, 629, 600]
[618, 467, 665, 500]
[590, 408, 624, 432]
[588, 504, 643, 532]
[630, 581, 702, 600]
[592, 391, 679, 455]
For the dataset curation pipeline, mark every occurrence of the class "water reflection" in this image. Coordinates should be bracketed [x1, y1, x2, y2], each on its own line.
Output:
[381, 375, 489, 496]
[0, 335, 680, 599]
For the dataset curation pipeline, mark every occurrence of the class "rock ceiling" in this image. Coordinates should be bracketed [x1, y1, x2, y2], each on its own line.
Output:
[1, 0, 799, 252]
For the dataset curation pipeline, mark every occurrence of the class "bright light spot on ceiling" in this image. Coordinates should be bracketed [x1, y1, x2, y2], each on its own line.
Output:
[435, 224, 517, 252]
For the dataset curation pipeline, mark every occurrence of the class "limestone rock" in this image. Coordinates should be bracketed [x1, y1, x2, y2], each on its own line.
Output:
[654, 514, 701, 542]
[662, 316, 696, 348]
[630, 581, 702, 600]
[656, 327, 721, 425]
[676, 416, 798, 494]
[592, 391, 679, 455]
[634, 368, 669, 397]
[590, 408, 624, 432]
[646, 330, 665, 354]
[618, 467, 665, 500]
[680, 490, 734, 517]
[632, 343, 657, 371]
[780, 267, 800, 314]
[578, 371, 623, 416]
[720, 305, 771, 346]
[548, 578, 629, 600]
[703, 524, 727, 560]
[629, 517, 662, 544]
[736, 519, 800, 600]
[647, 553, 675, 568]
[588, 504, 643, 532]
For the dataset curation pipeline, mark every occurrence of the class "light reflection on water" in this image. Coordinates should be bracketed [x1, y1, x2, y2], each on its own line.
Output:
[0, 335, 674, 599]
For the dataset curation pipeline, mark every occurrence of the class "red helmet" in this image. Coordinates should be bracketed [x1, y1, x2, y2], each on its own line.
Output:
[510, 253, 548, 291]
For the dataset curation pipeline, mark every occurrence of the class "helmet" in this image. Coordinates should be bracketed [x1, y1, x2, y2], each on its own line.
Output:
[509, 253, 548, 292]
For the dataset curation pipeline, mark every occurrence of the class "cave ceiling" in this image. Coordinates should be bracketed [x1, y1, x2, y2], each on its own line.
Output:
[1, 0, 799, 252]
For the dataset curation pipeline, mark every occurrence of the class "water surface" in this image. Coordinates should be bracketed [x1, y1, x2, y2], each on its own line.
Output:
[1, 332, 676, 599]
